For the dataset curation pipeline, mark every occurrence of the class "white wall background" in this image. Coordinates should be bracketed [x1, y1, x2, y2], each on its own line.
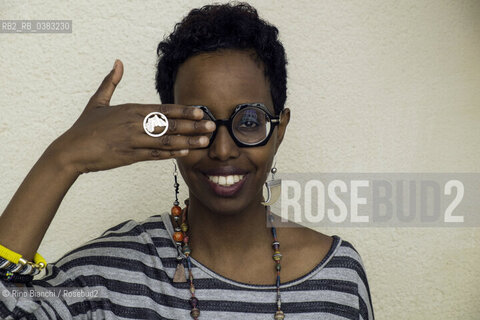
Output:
[1, 0, 479, 319]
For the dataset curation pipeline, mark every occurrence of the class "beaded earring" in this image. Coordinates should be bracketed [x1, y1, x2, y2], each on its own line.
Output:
[169, 162, 200, 318]
[171, 161, 187, 283]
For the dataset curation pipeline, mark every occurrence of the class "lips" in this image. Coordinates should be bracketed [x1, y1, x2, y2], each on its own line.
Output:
[201, 167, 248, 197]
[207, 174, 245, 186]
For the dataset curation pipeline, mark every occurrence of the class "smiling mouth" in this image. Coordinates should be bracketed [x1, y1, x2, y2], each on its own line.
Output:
[206, 174, 246, 186]
[203, 173, 248, 197]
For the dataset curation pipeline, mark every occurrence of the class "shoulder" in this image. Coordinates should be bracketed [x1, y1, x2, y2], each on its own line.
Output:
[100, 213, 170, 237]
[328, 236, 375, 320]
[276, 214, 374, 319]
[329, 237, 370, 285]
[30, 214, 181, 317]
[66, 213, 173, 260]
[39, 213, 175, 283]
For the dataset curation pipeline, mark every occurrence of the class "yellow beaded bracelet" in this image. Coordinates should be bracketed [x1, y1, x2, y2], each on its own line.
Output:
[0, 244, 47, 269]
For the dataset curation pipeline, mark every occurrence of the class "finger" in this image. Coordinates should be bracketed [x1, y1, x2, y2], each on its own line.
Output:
[136, 118, 216, 135]
[166, 119, 216, 135]
[131, 104, 206, 120]
[89, 59, 124, 108]
[140, 118, 215, 136]
[132, 149, 190, 162]
[132, 134, 210, 150]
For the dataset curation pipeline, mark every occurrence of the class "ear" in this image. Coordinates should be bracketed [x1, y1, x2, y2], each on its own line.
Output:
[274, 108, 290, 154]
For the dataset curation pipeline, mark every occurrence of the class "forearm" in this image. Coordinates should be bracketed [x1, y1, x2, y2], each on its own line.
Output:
[0, 140, 80, 261]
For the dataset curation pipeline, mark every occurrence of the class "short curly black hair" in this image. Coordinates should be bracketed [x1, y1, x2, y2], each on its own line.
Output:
[155, 2, 287, 115]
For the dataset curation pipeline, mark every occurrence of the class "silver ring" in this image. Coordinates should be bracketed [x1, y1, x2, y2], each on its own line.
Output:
[143, 112, 169, 137]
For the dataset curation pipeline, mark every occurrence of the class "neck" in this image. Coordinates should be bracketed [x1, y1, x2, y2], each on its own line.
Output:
[185, 194, 272, 263]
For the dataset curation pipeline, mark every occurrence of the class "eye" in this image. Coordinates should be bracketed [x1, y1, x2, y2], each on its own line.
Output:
[238, 109, 260, 129]
[239, 120, 259, 128]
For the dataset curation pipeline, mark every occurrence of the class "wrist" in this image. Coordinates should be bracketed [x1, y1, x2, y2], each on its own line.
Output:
[43, 138, 82, 178]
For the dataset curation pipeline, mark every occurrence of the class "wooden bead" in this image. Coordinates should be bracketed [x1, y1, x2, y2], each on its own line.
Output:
[173, 232, 184, 242]
[190, 307, 200, 318]
[189, 297, 199, 308]
[171, 205, 182, 216]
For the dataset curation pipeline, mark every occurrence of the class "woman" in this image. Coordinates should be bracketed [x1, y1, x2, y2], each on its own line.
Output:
[0, 3, 374, 319]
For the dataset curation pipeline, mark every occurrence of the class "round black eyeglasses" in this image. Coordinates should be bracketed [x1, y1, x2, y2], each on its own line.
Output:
[191, 103, 281, 148]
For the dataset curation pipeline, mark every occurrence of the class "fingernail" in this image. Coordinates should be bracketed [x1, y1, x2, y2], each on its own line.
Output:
[193, 108, 204, 118]
[112, 59, 119, 70]
[205, 121, 216, 130]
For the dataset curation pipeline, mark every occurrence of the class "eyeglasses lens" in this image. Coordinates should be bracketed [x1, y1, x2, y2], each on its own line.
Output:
[232, 107, 270, 145]
[199, 106, 272, 146]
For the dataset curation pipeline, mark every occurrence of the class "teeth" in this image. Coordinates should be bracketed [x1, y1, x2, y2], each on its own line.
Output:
[219, 176, 226, 185]
[208, 174, 245, 186]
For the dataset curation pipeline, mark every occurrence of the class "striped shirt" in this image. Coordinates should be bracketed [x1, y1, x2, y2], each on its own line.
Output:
[0, 213, 374, 319]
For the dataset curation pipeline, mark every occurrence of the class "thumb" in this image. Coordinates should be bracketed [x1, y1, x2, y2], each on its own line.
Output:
[89, 59, 124, 107]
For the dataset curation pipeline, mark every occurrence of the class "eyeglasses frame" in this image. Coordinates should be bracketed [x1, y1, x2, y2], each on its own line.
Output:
[191, 102, 281, 148]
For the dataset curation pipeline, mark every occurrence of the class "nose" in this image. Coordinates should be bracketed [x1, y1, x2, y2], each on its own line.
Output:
[207, 125, 240, 161]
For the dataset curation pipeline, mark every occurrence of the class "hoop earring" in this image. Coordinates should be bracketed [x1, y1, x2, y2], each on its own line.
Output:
[261, 160, 281, 206]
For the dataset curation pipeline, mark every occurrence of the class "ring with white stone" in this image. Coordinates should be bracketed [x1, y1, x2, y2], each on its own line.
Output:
[143, 112, 169, 137]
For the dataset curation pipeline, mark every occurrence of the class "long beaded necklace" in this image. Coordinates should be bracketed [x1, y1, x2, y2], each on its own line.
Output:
[170, 199, 285, 320]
